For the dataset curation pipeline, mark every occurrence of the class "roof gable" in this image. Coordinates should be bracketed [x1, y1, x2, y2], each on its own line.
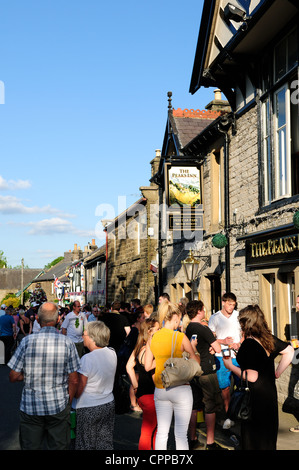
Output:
[190, 0, 298, 99]
[162, 107, 221, 157]
[172, 109, 221, 149]
[38, 258, 72, 282]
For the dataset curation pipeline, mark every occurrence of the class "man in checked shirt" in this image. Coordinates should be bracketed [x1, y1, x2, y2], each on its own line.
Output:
[8, 302, 80, 450]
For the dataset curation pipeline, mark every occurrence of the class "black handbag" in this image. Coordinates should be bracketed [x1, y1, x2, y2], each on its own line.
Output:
[282, 380, 299, 415]
[227, 370, 252, 421]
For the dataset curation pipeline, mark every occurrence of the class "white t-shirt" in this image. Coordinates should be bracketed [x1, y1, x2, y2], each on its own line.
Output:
[32, 320, 41, 333]
[61, 311, 88, 343]
[74, 347, 117, 409]
[208, 310, 241, 358]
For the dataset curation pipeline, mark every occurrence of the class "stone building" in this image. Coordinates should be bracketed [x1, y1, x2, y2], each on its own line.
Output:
[187, 0, 299, 401]
[37, 251, 73, 303]
[152, 93, 225, 305]
[37, 240, 99, 304]
[189, 0, 299, 336]
[105, 152, 160, 306]
[83, 244, 106, 306]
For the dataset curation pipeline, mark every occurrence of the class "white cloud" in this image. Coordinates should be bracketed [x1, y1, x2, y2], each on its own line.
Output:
[8, 217, 95, 237]
[0, 195, 74, 217]
[0, 175, 31, 190]
[28, 218, 75, 235]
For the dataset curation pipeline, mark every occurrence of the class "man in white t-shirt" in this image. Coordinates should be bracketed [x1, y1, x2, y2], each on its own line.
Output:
[62, 301, 88, 357]
[208, 292, 241, 429]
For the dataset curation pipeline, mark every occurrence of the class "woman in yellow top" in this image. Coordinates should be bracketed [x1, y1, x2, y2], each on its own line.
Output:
[144, 301, 200, 450]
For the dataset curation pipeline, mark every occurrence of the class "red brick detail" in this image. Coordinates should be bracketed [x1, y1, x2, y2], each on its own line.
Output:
[173, 108, 222, 119]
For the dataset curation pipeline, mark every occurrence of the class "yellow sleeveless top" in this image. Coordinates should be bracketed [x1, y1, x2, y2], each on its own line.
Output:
[150, 328, 184, 389]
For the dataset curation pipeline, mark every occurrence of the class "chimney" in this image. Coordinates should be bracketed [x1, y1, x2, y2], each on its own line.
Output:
[205, 89, 231, 112]
[90, 238, 97, 251]
[214, 89, 222, 101]
[64, 251, 73, 262]
[150, 149, 161, 184]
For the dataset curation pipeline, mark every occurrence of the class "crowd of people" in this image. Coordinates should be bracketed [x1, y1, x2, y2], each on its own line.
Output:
[1, 291, 299, 451]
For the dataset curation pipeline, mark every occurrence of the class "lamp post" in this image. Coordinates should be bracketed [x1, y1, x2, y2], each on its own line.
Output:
[181, 249, 211, 299]
[181, 249, 201, 283]
[181, 249, 201, 299]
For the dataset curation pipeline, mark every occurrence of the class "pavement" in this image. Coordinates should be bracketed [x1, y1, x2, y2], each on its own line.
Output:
[115, 403, 299, 452]
[1, 363, 299, 452]
[195, 406, 299, 451]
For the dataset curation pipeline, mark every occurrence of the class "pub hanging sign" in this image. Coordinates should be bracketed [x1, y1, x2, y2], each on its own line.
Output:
[244, 226, 299, 268]
[166, 165, 201, 207]
[164, 163, 203, 235]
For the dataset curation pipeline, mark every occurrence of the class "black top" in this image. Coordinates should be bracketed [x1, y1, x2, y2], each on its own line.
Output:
[185, 322, 217, 375]
[236, 336, 288, 450]
[134, 351, 155, 398]
[102, 312, 130, 352]
[18, 318, 31, 334]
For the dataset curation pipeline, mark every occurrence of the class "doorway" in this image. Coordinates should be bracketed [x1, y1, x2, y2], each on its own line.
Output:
[208, 275, 222, 315]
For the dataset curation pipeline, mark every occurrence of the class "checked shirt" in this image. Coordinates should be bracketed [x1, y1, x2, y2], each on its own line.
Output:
[8, 327, 80, 416]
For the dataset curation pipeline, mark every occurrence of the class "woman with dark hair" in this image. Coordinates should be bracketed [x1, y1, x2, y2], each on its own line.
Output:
[17, 310, 32, 343]
[223, 304, 294, 450]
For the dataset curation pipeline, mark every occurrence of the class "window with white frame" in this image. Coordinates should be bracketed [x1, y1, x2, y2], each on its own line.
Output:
[260, 27, 299, 205]
[97, 262, 102, 282]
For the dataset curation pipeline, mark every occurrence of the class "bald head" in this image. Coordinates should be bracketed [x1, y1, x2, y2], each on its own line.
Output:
[38, 302, 59, 327]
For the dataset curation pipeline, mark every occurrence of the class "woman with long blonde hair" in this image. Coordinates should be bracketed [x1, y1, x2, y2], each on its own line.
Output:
[144, 301, 200, 450]
[223, 304, 294, 450]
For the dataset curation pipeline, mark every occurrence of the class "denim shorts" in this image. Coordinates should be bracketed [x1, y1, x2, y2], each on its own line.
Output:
[215, 356, 240, 389]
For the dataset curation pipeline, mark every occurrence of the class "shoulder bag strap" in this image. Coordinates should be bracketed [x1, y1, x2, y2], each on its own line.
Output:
[241, 370, 249, 388]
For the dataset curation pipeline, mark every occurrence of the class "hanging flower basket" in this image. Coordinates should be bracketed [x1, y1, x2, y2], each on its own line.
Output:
[293, 211, 299, 230]
[212, 233, 228, 249]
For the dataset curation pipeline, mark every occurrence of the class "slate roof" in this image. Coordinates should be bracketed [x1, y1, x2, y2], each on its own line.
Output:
[83, 244, 106, 266]
[0, 269, 43, 291]
[170, 108, 221, 151]
[37, 257, 73, 283]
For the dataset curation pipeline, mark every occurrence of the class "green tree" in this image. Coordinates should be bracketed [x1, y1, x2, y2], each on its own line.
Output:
[0, 250, 8, 268]
[44, 256, 64, 270]
[12, 263, 30, 269]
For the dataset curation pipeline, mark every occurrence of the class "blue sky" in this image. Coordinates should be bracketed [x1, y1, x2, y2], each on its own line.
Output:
[0, 0, 213, 268]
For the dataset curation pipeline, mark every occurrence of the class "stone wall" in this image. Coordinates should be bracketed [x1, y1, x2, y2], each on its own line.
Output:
[107, 195, 159, 306]
[197, 104, 296, 401]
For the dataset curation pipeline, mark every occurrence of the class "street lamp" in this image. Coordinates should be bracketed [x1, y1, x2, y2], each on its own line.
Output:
[181, 249, 201, 282]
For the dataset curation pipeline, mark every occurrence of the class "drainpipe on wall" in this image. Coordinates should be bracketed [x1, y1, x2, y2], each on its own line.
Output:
[158, 194, 163, 299]
[217, 113, 235, 293]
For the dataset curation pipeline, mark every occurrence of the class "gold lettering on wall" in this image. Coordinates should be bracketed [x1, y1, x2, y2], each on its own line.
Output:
[250, 235, 299, 258]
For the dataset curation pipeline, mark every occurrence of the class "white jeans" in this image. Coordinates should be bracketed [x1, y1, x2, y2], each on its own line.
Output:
[154, 385, 193, 450]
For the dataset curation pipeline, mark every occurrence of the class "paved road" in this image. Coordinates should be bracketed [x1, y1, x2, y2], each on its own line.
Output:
[1, 364, 299, 451]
